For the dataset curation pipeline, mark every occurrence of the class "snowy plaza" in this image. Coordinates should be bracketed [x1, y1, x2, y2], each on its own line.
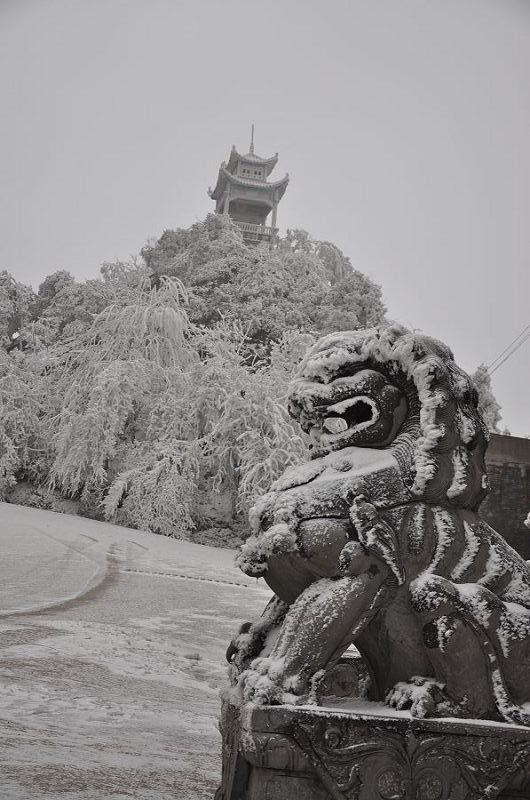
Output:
[0, 502, 270, 799]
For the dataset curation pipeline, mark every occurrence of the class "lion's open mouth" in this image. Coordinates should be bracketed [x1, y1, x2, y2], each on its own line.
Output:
[293, 369, 408, 458]
[310, 395, 380, 450]
[323, 396, 378, 432]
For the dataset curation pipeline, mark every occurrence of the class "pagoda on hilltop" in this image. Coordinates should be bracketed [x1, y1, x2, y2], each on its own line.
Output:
[208, 126, 289, 245]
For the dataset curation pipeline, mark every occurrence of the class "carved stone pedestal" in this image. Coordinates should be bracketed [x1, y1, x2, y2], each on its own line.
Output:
[217, 699, 530, 800]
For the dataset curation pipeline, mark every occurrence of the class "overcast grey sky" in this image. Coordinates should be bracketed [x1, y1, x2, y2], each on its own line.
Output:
[1, 0, 528, 433]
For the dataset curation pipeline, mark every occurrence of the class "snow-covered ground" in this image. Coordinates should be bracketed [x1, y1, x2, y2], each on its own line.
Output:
[0, 503, 271, 799]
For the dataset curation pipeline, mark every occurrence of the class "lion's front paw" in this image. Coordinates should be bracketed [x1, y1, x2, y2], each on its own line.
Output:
[236, 524, 298, 577]
[385, 676, 452, 718]
[239, 657, 306, 705]
[240, 668, 284, 705]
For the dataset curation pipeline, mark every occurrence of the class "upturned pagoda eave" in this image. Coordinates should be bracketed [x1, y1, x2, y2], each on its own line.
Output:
[226, 146, 278, 176]
[208, 167, 289, 201]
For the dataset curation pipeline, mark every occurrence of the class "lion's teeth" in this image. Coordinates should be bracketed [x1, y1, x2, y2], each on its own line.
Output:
[323, 417, 348, 434]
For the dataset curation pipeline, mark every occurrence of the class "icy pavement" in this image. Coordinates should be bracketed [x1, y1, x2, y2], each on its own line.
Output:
[0, 503, 272, 799]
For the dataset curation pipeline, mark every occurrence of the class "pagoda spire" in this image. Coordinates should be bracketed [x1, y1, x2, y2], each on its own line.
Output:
[249, 123, 255, 155]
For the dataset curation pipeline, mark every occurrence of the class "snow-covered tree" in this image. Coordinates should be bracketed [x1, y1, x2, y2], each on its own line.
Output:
[0, 348, 50, 497]
[102, 439, 201, 537]
[0, 271, 36, 349]
[142, 216, 386, 350]
[2, 215, 387, 542]
[315, 271, 386, 333]
[48, 277, 192, 508]
[31, 270, 75, 317]
[144, 322, 310, 523]
[472, 364, 502, 433]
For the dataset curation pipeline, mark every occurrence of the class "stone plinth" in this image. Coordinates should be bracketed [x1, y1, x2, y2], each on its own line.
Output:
[218, 700, 530, 800]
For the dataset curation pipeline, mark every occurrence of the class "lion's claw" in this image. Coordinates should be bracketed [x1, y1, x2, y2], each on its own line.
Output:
[385, 676, 461, 718]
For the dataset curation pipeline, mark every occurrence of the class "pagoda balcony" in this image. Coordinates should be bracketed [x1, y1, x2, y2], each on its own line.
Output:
[233, 221, 278, 243]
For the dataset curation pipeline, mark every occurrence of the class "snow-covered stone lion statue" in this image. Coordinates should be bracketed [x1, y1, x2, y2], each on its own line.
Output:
[228, 324, 530, 726]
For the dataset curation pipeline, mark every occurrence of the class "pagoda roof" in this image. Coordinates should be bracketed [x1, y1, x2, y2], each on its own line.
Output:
[209, 166, 289, 201]
[226, 146, 278, 176]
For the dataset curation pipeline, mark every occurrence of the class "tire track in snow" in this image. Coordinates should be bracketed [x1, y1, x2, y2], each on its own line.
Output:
[0, 544, 119, 618]
[120, 568, 259, 589]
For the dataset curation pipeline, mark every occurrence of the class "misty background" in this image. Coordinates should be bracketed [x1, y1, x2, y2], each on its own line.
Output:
[1, 0, 528, 433]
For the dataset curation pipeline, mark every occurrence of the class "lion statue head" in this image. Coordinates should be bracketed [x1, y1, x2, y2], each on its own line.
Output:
[287, 323, 490, 510]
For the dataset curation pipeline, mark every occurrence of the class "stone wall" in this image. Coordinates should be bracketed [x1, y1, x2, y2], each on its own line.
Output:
[481, 433, 530, 559]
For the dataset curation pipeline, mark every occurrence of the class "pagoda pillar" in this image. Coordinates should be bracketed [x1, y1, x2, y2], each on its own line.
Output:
[271, 200, 278, 229]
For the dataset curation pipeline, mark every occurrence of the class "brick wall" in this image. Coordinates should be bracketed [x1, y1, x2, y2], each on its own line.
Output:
[481, 434, 530, 559]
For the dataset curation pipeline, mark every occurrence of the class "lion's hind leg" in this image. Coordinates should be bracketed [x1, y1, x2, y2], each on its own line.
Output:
[397, 573, 530, 724]
[240, 568, 386, 705]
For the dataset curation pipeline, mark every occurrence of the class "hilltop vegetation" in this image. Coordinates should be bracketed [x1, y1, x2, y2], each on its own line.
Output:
[1, 214, 500, 542]
[0, 216, 386, 542]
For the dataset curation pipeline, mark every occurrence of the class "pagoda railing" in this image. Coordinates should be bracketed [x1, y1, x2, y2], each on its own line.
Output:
[233, 221, 278, 241]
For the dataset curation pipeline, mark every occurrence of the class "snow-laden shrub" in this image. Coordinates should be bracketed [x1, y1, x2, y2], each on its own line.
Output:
[0, 430, 17, 499]
[82, 322, 310, 535]
[472, 364, 502, 433]
[50, 359, 149, 497]
[0, 270, 36, 348]
[102, 440, 201, 536]
[0, 349, 49, 497]
[143, 323, 310, 522]
[48, 277, 193, 505]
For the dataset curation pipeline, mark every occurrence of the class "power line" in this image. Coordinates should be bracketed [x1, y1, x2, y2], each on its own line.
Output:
[488, 324, 530, 371]
[489, 330, 530, 376]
